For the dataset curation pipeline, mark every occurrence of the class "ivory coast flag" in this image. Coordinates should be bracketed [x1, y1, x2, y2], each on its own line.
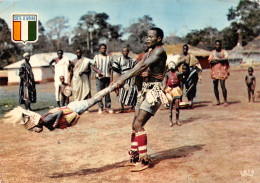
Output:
[12, 14, 38, 44]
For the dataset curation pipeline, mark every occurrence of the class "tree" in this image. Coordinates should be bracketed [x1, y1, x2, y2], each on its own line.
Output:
[227, 0, 260, 46]
[220, 22, 240, 50]
[0, 18, 22, 69]
[165, 32, 183, 45]
[0, 18, 10, 43]
[184, 27, 220, 50]
[71, 11, 123, 57]
[46, 16, 69, 49]
[183, 0, 260, 50]
[185, 30, 201, 46]
[125, 15, 155, 53]
[32, 21, 50, 53]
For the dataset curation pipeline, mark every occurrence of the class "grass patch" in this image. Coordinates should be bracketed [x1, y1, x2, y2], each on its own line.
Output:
[0, 99, 57, 118]
[0, 98, 18, 118]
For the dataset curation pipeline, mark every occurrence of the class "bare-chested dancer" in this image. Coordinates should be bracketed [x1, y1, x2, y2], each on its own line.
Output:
[114, 27, 167, 172]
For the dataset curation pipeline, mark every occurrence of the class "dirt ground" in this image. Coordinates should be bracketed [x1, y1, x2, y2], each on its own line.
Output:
[1, 67, 260, 183]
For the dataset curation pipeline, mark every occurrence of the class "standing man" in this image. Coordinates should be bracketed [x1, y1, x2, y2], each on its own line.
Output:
[112, 48, 138, 112]
[19, 52, 36, 110]
[93, 44, 114, 114]
[49, 50, 70, 107]
[208, 40, 229, 106]
[137, 43, 149, 62]
[177, 44, 202, 107]
[178, 44, 202, 71]
[68, 48, 91, 101]
[114, 27, 167, 171]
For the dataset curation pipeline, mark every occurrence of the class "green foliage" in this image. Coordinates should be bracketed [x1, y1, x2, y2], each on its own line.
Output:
[46, 16, 70, 50]
[0, 98, 17, 118]
[226, 0, 260, 46]
[71, 11, 123, 57]
[46, 16, 69, 40]
[32, 21, 51, 53]
[184, 0, 260, 50]
[125, 15, 155, 53]
[0, 18, 22, 69]
[221, 22, 239, 50]
[184, 27, 219, 50]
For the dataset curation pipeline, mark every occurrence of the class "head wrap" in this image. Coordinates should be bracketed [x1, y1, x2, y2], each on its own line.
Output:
[23, 52, 30, 58]
[168, 61, 176, 70]
[166, 54, 181, 67]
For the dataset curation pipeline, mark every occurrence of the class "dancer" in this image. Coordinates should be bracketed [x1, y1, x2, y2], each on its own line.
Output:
[113, 27, 168, 171]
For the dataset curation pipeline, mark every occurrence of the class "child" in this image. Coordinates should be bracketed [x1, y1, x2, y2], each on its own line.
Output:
[182, 63, 199, 108]
[245, 67, 256, 102]
[164, 61, 183, 127]
[58, 76, 70, 106]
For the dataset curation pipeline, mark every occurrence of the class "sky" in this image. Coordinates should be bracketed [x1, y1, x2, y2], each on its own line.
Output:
[0, 0, 239, 38]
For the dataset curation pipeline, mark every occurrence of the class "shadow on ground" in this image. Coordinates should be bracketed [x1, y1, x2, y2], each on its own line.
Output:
[180, 117, 206, 125]
[49, 144, 204, 178]
[227, 101, 241, 105]
[149, 144, 205, 167]
[194, 101, 212, 104]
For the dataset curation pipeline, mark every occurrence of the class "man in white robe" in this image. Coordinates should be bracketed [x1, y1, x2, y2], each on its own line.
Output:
[68, 48, 91, 101]
[49, 50, 70, 107]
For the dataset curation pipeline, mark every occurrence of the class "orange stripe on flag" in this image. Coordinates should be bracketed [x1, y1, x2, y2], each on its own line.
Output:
[13, 21, 21, 41]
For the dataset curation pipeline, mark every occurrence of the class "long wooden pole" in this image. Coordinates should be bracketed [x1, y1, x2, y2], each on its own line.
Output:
[67, 83, 117, 114]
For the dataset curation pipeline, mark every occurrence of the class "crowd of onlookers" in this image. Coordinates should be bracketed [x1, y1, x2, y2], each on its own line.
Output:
[18, 44, 140, 114]
[19, 40, 256, 124]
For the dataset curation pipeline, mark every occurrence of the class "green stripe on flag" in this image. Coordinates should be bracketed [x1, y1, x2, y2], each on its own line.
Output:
[28, 21, 37, 41]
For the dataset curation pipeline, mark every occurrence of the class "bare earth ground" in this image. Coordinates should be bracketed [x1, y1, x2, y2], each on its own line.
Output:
[0, 67, 260, 183]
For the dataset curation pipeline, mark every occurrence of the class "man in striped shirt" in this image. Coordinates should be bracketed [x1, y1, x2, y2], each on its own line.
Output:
[93, 44, 114, 114]
[112, 48, 138, 112]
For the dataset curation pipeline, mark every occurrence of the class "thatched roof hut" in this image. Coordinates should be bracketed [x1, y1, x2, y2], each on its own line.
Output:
[227, 44, 243, 66]
[164, 44, 210, 57]
[243, 36, 260, 54]
[164, 44, 210, 69]
[241, 35, 260, 63]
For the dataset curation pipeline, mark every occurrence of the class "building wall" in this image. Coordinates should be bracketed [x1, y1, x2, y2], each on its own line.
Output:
[7, 68, 20, 84]
[7, 67, 53, 85]
[242, 53, 260, 63]
[41, 67, 54, 82]
[33, 67, 43, 81]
